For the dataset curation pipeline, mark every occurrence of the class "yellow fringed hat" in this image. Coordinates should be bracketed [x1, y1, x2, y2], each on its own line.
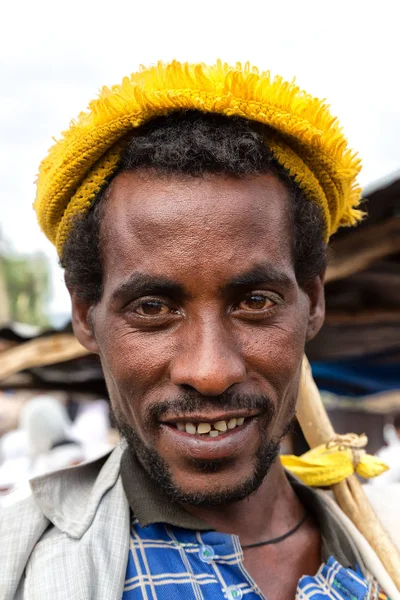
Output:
[34, 60, 363, 256]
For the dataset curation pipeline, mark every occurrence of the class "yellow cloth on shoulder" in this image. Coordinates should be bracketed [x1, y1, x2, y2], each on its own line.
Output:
[281, 439, 389, 487]
[33, 60, 363, 256]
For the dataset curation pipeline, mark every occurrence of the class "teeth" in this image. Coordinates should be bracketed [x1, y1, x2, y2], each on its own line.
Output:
[214, 420, 228, 432]
[197, 423, 211, 434]
[209, 430, 219, 437]
[176, 417, 246, 435]
[185, 422, 197, 434]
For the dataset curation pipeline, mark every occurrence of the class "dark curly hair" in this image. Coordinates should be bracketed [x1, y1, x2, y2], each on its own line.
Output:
[62, 111, 327, 303]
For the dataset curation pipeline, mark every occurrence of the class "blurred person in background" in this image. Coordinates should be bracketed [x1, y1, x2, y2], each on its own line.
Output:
[370, 414, 400, 485]
[72, 398, 114, 460]
[20, 395, 84, 477]
[0, 395, 84, 503]
[0, 426, 29, 496]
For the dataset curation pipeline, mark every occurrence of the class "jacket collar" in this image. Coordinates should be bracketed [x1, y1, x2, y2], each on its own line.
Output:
[120, 447, 210, 530]
[29, 446, 122, 539]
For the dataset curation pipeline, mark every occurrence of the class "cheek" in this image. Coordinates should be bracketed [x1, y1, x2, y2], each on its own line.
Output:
[241, 313, 308, 395]
[96, 322, 176, 419]
[240, 321, 304, 439]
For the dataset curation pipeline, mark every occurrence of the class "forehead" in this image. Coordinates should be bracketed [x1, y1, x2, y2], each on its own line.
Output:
[101, 171, 295, 288]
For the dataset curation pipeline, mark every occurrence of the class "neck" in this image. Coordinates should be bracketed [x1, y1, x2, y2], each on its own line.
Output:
[183, 461, 304, 545]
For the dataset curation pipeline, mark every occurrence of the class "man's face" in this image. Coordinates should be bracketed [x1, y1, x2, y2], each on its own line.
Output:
[73, 171, 323, 504]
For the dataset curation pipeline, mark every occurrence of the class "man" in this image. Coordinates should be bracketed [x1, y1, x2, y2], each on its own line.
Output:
[1, 61, 398, 599]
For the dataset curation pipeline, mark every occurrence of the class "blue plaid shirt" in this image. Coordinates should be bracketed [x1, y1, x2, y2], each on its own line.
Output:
[122, 515, 375, 600]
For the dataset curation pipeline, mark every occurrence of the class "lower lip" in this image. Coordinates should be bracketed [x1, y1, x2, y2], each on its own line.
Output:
[160, 418, 257, 460]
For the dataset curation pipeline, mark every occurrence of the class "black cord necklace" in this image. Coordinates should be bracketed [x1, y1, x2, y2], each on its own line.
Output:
[241, 512, 308, 549]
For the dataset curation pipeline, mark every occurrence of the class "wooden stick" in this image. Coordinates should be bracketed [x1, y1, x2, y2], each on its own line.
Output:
[297, 355, 400, 589]
[325, 217, 400, 282]
[0, 334, 89, 381]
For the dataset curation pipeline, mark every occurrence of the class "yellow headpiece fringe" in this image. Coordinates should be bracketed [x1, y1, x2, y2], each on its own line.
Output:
[34, 60, 363, 256]
[281, 433, 388, 487]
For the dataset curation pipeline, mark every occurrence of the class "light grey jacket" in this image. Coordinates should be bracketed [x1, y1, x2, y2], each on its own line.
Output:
[1, 446, 399, 600]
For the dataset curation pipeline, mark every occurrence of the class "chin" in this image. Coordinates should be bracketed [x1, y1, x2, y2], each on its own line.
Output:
[167, 469, 268, 506]
[138, 440, 280, 507]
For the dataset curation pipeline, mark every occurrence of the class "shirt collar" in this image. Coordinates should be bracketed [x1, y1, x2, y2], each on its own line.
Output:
[120, 447, 210, 531]
[29, 447, 120, 539]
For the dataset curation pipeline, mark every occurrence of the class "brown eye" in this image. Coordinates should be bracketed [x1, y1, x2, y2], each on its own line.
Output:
[135, 301, 170, 316]
[238, 294, 275, 311]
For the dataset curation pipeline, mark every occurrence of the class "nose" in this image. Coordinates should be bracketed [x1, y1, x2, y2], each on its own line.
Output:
[170, 318, 247, 396]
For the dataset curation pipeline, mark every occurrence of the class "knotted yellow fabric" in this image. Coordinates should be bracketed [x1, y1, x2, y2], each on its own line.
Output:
[281, 433, 388, 487]
[33, 60, 363, 256]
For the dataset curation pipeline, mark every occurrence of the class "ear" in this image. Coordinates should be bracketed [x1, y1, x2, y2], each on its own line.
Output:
[304, 274, 325, 342]
[69, 290, 99, 354]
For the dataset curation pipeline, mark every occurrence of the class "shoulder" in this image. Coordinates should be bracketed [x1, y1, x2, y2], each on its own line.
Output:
[315, 483, 400, 550]
[363, 483, 400, 548]
[0, 487, 50, 598]
[0, 447, 123, 599]
[0, 482, 48, 534]
[333, 483, 400, 549]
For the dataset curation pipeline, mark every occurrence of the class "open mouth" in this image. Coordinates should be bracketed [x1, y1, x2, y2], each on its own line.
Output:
[166, 416, 248, 438]
[159, 413, 260, 460]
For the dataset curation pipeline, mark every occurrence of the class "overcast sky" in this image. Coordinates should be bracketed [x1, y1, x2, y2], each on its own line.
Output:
[1, 0, 399, 317]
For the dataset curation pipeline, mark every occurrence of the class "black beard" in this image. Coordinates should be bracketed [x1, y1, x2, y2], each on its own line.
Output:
[111, 390, 295, 507]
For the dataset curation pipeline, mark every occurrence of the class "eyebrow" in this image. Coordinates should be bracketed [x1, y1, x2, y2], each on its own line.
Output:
[225, 263, 294, 290]
[111, 263, 294, 304]
[111, 272, 186, 303]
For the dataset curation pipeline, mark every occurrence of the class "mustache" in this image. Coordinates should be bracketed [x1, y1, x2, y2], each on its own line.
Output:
[147, 390, 276, 423]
